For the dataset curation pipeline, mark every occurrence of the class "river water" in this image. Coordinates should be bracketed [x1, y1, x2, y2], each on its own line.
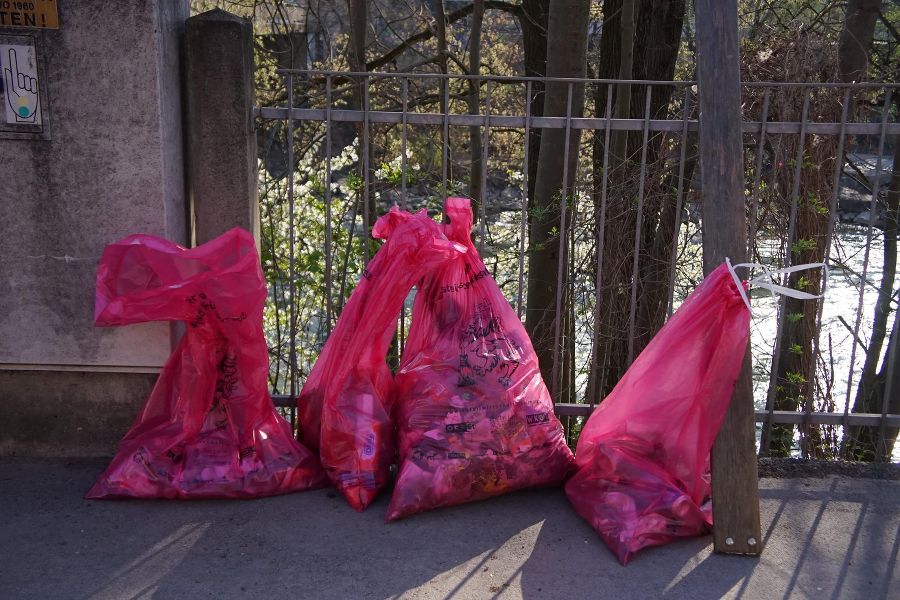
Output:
[478, 196, 897, 459]
[748, 225, 898, 459]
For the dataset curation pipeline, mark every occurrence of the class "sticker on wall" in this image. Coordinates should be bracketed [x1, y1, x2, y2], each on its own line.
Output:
[0, 33, 48, 139]
[2, 44, 41, 125]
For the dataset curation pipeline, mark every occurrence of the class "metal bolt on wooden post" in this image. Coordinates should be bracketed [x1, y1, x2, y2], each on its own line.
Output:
[694, 0, 763, 555]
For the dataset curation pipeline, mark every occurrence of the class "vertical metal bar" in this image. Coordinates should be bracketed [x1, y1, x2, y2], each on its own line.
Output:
[747, 86, 769, 446]
[399, 77, 408, 354]
[839, 88, 894, 456]
[286, 73, 298, 428]
[401, 76, 409, 210]
[567, 156, 580, 402]
[626, 85, 654, 365]
[324, 75, 334, 335]
[516, 80, 532, 319]
[478, 79, 491, 251]
[399, 310, 406, 356]
[762, 89, 810, 456]
[802, 87, 850, 456]
[362, 75, 371, 264]
[748, 88, 771, 261]
[877, 302, 900, 462]
[550, 83, 575, 401]
[441, 77, 450, 203]
[666, 86, 694, 318]
[586, 83, 614, 407]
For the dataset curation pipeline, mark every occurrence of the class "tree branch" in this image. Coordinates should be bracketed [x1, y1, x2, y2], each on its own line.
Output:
[879, 9, 900, 44]
[365, 0, 524, 72]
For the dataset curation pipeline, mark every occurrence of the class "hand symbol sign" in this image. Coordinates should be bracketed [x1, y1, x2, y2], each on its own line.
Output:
[3, 47, 39, 122]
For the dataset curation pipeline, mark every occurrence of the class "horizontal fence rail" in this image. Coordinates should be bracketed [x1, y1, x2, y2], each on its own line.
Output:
[274, 68, 898, 88]
[268, 393, 900, 428]
[257, 70, 900, 462]
[256, 107, 900, 136]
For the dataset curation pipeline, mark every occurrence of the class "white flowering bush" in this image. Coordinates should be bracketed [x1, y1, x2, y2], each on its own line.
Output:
[260, 136, 368, 393]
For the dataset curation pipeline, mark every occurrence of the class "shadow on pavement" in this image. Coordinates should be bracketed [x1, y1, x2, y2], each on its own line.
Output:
[1, 459, 898, 599]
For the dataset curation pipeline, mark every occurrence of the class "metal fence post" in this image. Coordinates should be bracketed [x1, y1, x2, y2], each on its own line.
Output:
[185, 9, 259, 247]
[695, 0, 763, 555]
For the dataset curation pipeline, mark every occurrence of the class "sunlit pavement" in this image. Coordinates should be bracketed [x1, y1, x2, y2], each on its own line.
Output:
[1, 458, 897, 599]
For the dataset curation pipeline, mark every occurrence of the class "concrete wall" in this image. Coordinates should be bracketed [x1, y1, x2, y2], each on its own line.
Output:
[0, 371, 159, 456]
[0, 1, 190, 455]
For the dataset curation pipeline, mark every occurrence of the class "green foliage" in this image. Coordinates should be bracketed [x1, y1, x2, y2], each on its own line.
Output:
[792, 238, 817, 254]
[785, 154, 815, 171]
[259, 138, 366, 393]
[785, 371, 806, 385]
[376, 154, 421, 186]
[804, 192, 829, 215]
[345, 172, 363, 192]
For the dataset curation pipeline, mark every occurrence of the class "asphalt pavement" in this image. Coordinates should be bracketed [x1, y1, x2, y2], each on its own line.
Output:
[1, 458, 897, 599]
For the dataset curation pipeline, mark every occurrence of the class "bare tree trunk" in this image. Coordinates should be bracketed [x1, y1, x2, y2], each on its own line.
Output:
[347, 0, 375, 231]
[759, 77, 842, 458]
[874, 296, 900, 461]
[590, 0, 686, 398]
[348, 0, 366, 96]
[431, 0, 448, 112]
[525, 0, 590, 399]
[846, 134, 900, 460]
[765, 192, 831, 457]
[776, 0, 884, 460]
[839, 0, 894, 461]
[468, 0, 485, 212]
[609, 0, 636, 169]
[631, 0, 688, 352]
[838, 0, 881, 83]
[589, 0, 627, 398]
[521, 0, 549, 200]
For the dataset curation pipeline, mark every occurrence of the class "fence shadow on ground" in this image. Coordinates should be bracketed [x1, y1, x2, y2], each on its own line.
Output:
[1, 460, 897, 599]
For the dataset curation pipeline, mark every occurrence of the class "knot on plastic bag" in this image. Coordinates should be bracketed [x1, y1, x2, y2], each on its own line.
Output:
[725, 257, 828, 315]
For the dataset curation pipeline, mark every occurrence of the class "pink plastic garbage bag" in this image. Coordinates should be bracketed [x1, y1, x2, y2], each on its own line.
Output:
[298, 207, 466, 511]
[564, 263, 751, 564]
[86, 228, 327, 499]
[386, 197, 575, 521]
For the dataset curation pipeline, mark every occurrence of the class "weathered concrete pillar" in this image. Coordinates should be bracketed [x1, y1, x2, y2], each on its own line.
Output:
[184, 9, 259, 245]
[0, 1, 190, 455]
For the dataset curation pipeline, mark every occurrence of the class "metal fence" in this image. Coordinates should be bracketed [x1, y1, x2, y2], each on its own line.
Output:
[255, 69, 900, 461]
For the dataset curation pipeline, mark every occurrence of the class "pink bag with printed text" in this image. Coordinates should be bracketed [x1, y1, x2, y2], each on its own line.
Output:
[565, 263, 751, 564]
[386, 197, 575, 521]
[298, 207, 466, 511]
[87, 228, 327, 499]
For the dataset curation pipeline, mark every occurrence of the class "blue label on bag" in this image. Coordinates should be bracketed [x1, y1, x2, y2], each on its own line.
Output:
[361, 432, 376, 458]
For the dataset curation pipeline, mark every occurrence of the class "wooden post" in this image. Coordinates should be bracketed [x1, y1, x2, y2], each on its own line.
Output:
[695, 0, 763, 555]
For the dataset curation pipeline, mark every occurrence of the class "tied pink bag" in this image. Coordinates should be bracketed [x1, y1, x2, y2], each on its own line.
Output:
[87, 228, 327, 499]
[298, 208, 466, 511]
[387, 198, 575, 521]
[565, 263, 751, 564]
